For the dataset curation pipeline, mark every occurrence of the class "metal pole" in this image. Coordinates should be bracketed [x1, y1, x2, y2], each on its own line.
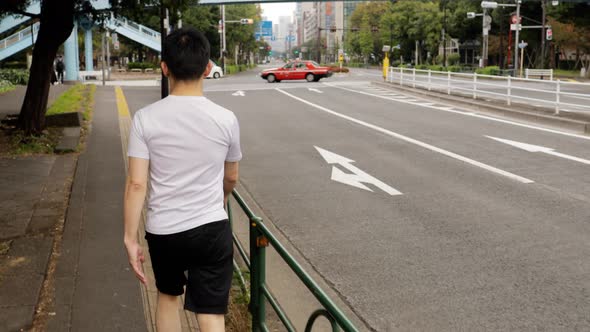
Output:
[520, 40, 524, 78]
[540, 0, 546, 68]
[513, 0, 521, 75]
[222, 5, 226, 75]
[160, 4, 169, 99]
[101, 31, 105, 86]
[442, 0, 447, 67]
[106, 30, 110, 80]
[249, 219, 267, 332]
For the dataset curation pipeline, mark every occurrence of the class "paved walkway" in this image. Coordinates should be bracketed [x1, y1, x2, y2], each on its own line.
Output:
[0, 85, 200, 331]
[0, 84, 70, 119]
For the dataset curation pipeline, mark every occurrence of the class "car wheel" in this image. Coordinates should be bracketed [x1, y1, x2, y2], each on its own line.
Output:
[306, 73, 315, 82]
[313, 77, 321, 82]
[267, 74, 276, 83]
[213, 72, 220, 79]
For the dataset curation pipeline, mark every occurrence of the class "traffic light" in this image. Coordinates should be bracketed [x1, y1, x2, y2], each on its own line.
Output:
[330, 26, 337, 33]
[371, 26, 379, 33]
[240, 18, 254, 25]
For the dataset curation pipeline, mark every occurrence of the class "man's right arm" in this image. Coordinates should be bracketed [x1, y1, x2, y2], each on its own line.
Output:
[224, 161, 239, 205]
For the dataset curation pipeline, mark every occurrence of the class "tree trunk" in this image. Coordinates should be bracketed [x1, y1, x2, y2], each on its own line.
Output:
[17, 0, 75, 135]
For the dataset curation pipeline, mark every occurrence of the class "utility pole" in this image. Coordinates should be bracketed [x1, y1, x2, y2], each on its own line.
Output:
[160, 5, 169, 98]
[106, 30, 111, 80]
[513, 0, 521, 75]
[442, 0, 447, 67]
[101, 31, 105, 86]
[222, 5, 226, 74]
[540, 0, 547, 68]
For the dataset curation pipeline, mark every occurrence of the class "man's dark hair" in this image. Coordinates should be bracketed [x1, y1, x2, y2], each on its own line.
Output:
[162, 28, 210, 81]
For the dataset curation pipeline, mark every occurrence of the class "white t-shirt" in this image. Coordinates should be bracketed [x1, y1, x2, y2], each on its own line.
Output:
[128, 95, 242, 235]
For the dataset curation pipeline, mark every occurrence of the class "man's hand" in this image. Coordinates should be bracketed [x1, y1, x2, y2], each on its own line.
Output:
[125, 240, 147, 285]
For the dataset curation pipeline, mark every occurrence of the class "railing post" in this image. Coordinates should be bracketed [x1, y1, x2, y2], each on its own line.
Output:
[412, 68, 416, 88]
[555, 79, 561, 115]
[389, 67, 393, 83]
[447, 71, 451, 95]
[473, 72, 477, 99]
[249, 217, 267, 332]
[428, 69, 431, 91]
[507, 76, 512, 106]
[400, 68, 404, 86]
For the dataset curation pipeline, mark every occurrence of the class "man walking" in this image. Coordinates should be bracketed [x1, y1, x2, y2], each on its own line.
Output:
[55, 55, 64, 84]
[124, 28, 241, 332]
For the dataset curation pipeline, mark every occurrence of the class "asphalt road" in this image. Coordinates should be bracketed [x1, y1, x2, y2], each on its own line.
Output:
[122, 65, 590, 331]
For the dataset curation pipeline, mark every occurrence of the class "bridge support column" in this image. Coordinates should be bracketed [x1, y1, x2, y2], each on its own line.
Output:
[64, 21, 79, 82]
[84, 27, 93, 71]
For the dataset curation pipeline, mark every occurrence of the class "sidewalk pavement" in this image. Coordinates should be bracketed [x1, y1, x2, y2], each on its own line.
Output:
[0, 85, 70, 120]
[0, 85, 201, 331]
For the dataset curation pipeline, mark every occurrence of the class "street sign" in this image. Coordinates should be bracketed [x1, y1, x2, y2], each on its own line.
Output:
[285, 35, 295, 42]
[511, 15, 521, 24]
[518, 41, 528, 49]
[338, 48, 344, 56]
[114, 41, 120, 50]
[111, 33, 118, 43]
[511, 24, 522, 31]
[271, 35, 276, 41]
[339, 54, 344, 63]
[255, 20, 273, 38]
[546, 28, 553, 40]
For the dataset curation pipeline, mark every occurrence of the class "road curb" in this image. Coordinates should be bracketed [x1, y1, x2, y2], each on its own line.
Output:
[372, 81, 590, 134]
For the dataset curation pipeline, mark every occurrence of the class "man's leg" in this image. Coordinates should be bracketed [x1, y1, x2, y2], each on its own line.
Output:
[156, 292, 181, 332]
[196, 314, 225, 332]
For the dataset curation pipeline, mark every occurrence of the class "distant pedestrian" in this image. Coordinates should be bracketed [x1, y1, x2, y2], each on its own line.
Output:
[55, 55, 64, 84]
[124, 28, 241, 332]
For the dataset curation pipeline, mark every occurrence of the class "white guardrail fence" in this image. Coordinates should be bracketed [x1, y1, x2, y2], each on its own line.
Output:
[386, 67, 590, 115]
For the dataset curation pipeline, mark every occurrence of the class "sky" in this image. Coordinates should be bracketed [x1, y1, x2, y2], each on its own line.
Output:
[260, 2, 296, 23]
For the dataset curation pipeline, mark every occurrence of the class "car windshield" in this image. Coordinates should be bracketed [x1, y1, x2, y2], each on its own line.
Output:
[309, 61, 320, 67]
[283, 63, 293, 69]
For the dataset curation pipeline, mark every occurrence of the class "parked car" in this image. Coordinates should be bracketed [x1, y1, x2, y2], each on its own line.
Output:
[207, 60, 223, 79]
[260, 60, 332, 83]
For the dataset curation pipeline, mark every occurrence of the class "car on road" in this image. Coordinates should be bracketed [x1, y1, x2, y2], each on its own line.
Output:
[206, 60, 223, 79]
[260, 60, 332, 83]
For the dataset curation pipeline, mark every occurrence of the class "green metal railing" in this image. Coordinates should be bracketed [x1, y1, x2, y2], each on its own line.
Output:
[228, 190, 359, 332]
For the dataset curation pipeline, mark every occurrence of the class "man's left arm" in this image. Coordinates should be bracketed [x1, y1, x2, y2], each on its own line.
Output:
[123, 157, 149, 285]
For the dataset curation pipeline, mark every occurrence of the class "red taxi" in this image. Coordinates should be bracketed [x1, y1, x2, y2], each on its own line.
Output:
[260, 60, 333, 83]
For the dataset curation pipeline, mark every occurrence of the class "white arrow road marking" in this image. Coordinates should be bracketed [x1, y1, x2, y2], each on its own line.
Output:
[276, 88, 534, 184]
[315, 146, 402, 195]
[487, 136, 590, 165]
[232, 90, 245, 96]
[308, 88, 323, 93]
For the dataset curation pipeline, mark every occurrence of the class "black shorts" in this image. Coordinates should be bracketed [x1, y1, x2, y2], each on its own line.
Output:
[145, 220, 233, 314]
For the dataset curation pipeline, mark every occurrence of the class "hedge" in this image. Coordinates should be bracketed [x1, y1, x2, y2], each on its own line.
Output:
[0, 80, 15, 94]
[127, 62, 156, 70]
[0, 69, 29, 85]
[475, 66, 500, 76]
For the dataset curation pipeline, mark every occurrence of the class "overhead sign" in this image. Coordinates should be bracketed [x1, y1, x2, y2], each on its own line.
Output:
[315, 146, 402, 196]
[255, 20, 273, 38]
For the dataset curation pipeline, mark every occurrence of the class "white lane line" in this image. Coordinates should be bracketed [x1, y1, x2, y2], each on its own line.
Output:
[325, 83, 590, 141]
[276, 88, 534, 184]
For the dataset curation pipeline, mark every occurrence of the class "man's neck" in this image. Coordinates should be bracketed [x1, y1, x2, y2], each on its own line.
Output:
[169, 78, 204, 97]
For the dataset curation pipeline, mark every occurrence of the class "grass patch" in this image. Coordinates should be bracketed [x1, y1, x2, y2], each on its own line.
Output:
[554, 69, 581, 79]
[0, 84, 96, 156]
[46, 84, 88, 116]
[0, 80, 15, 94]
[7, 127, 62, 155]
[226, 268, 251, 332]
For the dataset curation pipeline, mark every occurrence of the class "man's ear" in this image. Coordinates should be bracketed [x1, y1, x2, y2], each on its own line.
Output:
[161, 61, 169, 77]
[203, 60, 213, 78]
